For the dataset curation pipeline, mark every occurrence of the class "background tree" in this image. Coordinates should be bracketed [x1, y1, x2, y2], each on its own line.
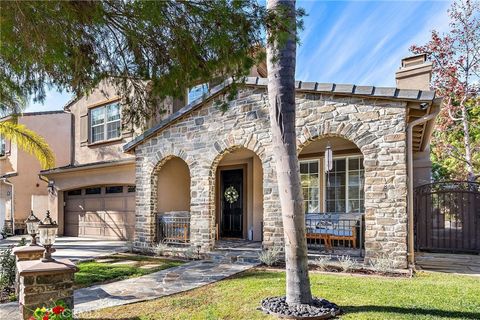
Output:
[411, 0, 480, 182]
[0, 1, 265, 127]
[0, 92, 55, 169]
[265, 0, 312, 305]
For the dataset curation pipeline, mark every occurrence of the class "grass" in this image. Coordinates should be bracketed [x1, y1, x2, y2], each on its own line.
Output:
[78, 270, 480, 320]
[74, 254, 184, 288]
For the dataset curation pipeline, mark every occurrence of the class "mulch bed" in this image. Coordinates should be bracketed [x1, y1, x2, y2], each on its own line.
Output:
[260, 296, 342, 319]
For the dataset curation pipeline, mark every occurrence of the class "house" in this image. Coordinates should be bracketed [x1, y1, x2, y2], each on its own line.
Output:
[39, 66, 267, 240]
[0, 111, 72, 235]
[123, 54, 441, 268]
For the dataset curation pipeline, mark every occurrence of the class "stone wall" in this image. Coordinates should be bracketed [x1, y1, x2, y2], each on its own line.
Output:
[134, 86, 409, 268]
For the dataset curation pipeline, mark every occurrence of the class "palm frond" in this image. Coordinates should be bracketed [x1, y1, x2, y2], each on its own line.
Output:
[0, 121, 55, 169]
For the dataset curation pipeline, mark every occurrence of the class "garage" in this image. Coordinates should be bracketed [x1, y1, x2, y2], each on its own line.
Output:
[64, 185, 135, 240]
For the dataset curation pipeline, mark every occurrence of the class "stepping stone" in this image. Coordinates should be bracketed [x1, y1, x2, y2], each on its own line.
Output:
[139, 264, 161, 269]
[95, 259, 116, 263]
[110, 260, 137, 266]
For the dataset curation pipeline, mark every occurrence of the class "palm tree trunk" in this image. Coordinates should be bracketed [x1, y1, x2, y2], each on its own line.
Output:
[266, 0, 312, 305]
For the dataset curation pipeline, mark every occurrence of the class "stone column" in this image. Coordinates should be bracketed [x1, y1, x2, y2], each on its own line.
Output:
[12, 245, 45, 262]
[12, 245, 45, 295]
[17, 259, 78, 320]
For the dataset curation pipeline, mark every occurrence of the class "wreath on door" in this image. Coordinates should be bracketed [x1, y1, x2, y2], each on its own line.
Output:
[224, 186, 239, 204]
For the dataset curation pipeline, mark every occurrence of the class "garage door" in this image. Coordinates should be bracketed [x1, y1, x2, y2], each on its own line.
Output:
[64, 185, 135, 240]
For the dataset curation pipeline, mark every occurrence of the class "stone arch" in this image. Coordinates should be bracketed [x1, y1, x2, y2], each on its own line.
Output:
[297, 121, 379, 160]
[148, 152, 192, 242]
[207, 143, 268, 244]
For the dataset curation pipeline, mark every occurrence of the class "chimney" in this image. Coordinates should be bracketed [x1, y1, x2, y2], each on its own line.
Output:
[395, 54, 433, 91]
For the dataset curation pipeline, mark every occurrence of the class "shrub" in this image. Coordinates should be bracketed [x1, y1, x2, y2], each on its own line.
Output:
[314, 255, 332, 271]
[154, 242, 169, 256]
[338, 255, 358, 272]
[0, 248, 15, 290]
[369, 253, 395, 274]
[258, 246, 282, 266]
[0, 226, 8, 239]
[18, 237, 27, 247]
[184, 246, 197, 260]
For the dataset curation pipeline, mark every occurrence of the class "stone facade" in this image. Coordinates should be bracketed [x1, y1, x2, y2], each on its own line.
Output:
[134, 86, 409, 268]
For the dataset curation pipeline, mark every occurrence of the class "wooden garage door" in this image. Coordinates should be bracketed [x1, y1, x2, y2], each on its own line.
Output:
[64, 185, 135, 240]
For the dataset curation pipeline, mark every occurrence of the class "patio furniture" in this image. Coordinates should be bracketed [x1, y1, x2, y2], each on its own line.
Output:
[305, 213, 361, 251]
[157, 212, 190, 244]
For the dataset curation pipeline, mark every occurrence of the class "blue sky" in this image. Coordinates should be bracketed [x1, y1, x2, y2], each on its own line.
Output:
[26, 0, 451, 112]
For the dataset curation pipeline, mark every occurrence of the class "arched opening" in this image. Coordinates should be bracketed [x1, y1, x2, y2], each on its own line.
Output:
[214, 148, 264, 242]
[299, 136, 365, 255]
[155, 156, 191, 243]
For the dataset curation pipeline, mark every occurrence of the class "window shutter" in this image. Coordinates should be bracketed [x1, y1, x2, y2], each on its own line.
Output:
[80, 113, 88, 144]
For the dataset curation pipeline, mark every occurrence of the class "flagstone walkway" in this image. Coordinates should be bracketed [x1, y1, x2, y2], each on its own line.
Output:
[75, 259, 257, 314]
[0, 259, 258, 319]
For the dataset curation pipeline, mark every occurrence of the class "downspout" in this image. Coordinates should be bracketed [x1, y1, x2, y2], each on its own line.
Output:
[1, 178, 14, 235]
[406, 103, 440, 267]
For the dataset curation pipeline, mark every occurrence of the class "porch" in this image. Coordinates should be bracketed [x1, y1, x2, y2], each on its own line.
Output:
[155, 212, 365, 257]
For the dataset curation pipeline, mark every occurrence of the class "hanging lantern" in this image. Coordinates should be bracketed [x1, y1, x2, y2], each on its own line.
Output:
[38, 210, 58, 262]
[25, 211, 41, 246]
[324, 143, 333, 173]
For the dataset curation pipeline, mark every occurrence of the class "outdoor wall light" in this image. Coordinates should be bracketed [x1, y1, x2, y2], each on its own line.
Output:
[25, 210, 41, 246]
[38, 210, 58, 262]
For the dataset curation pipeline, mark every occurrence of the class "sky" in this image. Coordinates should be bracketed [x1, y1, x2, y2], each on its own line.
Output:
[26, 0, 451, 112]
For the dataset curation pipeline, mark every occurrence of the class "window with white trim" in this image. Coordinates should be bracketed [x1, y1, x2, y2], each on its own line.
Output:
[325, 159, 346, 213]
[300, 160, 320, 213]
[325, 157, 364, 213]
[347, 157, 365, 213]
[90, 102, 121, 143]
[0, 135, 5, 157]
[301, 156, 365, 214]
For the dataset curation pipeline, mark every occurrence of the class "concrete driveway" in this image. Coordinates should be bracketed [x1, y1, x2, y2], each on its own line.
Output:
[0, 235, 128, 262]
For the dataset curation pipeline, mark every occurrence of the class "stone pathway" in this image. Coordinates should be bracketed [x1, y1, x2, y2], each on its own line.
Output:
[75, 259, 257, 314]
[0, 259, 257, 319]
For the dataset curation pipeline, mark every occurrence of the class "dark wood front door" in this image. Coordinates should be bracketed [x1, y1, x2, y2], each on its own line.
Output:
[220, 169, 244, 238]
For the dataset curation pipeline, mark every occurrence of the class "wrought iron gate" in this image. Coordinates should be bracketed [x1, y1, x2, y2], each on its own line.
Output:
[414, 181, 480, 253]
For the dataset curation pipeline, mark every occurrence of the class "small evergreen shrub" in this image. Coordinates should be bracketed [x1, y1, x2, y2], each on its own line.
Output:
[314, 255, 332, 271]
[338, 255, 358, 272]
[258, 246, 282, 266]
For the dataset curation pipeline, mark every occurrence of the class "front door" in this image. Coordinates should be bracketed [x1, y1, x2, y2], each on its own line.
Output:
[220, 169, 244, 238]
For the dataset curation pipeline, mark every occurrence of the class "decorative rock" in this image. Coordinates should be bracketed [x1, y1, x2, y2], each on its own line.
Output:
[260, 296, 341, 319]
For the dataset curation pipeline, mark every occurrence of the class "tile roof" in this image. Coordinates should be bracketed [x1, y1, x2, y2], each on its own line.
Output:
[124, 77, 436, 152]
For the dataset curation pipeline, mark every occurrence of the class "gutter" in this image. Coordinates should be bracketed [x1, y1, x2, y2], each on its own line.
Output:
[406, 103, 440, 267]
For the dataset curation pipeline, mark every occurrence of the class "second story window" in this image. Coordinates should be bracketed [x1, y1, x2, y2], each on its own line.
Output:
[0, 135, 5, 157]
[90, 102, 121, 143]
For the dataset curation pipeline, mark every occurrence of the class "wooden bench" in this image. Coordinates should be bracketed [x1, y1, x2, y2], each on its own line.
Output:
[305, 214, 360, 251]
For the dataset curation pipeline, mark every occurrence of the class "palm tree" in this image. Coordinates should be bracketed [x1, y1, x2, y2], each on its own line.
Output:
[266, 0, 312, 305]
[0, 92, 55, 170]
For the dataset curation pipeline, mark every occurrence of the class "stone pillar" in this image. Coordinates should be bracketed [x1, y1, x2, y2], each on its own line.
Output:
[12, 245, 45, 262]
[12, 245, 45, 295]
[17, 259, 78, 320]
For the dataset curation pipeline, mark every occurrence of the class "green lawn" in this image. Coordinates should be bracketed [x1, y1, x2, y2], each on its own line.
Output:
[74, 254, 184, 288]
[78, 270, 480, 320]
